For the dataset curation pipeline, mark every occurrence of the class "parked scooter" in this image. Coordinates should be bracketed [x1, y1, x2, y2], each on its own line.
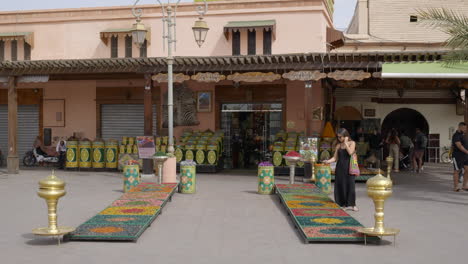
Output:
[23, 148, 59, 167]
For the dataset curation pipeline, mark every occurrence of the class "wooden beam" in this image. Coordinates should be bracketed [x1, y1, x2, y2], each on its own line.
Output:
[371, 98, 456, 104]
[7, 76, 19, 174]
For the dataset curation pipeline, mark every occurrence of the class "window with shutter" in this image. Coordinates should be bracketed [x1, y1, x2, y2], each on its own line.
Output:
[24, 42, 31, 60]
[140, 39, 147, 58]
[111, 36, 118, 58]
[11, 40, 17, 61]
[232, 30, 241, 56]
[248, 29, 256, 55]
[125, 35, 132, 58]
[263, 29, 272, 55]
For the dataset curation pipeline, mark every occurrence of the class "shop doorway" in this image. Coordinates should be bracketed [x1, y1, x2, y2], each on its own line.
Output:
[221, 103, 283, 169]
[381, 108, 429, 139]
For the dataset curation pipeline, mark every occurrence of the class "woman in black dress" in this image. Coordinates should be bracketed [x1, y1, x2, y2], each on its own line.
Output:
[324, 128, 358, 211]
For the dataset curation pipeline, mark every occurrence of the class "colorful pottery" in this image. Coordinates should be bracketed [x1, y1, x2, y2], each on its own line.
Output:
[180, 163, 196, 194]
[92, 141, 105, 168]
[126, 145, 133, 154]
[195, 150, 205, 165]
[123, 165, 140, 193]
[79, 141, 92, 168]
[175, 148, 184, 163]
[66, 141, 78, 168]
[207, 150, 217, 165]
[315, 164, 332, 194]
[185, 150, 194, 161]
[105, 141, 118, 169]
[273, 151, 283, 167]
[258, 165, 275, 194]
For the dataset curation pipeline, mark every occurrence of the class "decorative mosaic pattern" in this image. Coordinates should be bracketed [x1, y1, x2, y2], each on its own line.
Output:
[111, 199, 164, 207]
[275, 183, 370, 242]
[99, 206, 160, 216]
[68, 183, 178, 241]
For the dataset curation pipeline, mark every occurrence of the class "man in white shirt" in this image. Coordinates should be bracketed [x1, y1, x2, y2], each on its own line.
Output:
[56, 140, 67, 169]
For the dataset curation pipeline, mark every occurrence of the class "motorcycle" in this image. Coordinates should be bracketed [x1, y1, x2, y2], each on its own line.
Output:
[23, 148, 60, 167]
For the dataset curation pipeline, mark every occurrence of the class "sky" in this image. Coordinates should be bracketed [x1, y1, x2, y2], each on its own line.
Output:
[0, 0, 357, 29]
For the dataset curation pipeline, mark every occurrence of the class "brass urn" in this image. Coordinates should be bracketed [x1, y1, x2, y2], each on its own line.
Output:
[357, 171, 399, 245]
[32, 171, 75, 242]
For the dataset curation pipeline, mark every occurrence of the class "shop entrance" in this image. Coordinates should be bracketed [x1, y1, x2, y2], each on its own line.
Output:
[381, 108, 429, 138]
[221, 103, 283, 169]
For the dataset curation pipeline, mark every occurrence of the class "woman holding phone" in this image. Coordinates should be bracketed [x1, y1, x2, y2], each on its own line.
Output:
[324, 128, 358, 211]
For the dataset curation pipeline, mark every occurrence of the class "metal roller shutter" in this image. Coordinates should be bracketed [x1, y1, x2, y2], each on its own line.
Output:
[101, 104, 157, 141]
[0, 105, 39, 160]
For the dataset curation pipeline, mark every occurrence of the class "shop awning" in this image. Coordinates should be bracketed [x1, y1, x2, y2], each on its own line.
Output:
[100, 28, 151, 45]
[327, 27, 344, 49]
[0, 32, 34, 48]
[224, 20, 276, 39]
[382, 62, 468, 79]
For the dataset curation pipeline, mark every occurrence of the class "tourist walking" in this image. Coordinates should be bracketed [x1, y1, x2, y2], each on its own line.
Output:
[369, 129, 383, 168]
[451, 122, 468, 192]
[412, 128, 428, 173]
[324, 128, 358, 211]
[386, 129, 400, 172]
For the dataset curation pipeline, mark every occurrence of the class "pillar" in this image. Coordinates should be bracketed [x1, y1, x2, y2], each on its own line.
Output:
[143, 74, 154, 174]
[7, 76, 19, 174]
[305, 81, 325, 136]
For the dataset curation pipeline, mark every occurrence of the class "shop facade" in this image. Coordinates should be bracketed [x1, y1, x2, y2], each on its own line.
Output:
[335, 0, 468, 162]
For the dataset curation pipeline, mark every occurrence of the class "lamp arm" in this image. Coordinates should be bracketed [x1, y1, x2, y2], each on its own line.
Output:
[132, 0, 143, 20]
[158, 0, 167, 52]
[196, 0, 208, 17]
[173, 0, 181, 52]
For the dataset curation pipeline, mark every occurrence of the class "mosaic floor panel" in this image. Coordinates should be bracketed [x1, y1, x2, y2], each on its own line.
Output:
[275, 184, 370, 243]
[67, 183, 178, 241]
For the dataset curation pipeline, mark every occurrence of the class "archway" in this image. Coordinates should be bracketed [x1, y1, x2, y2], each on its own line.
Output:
[381, 108, 429, 139]
[334, 106, 362, 134]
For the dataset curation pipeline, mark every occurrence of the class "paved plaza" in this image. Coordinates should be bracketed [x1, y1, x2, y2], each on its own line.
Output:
[0, 164, 467, 264]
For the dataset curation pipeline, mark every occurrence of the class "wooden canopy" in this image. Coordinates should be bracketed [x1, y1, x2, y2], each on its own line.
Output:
[0, 51, 446, 76]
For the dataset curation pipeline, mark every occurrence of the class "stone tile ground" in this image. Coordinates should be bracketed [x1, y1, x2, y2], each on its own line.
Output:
[0, 164, 466, 264]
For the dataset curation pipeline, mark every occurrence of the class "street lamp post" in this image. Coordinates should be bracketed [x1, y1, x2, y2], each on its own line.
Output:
[131, 0, 209, 157]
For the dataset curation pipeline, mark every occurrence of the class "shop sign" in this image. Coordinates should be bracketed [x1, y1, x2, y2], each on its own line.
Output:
[282, 71, 326, 81]
[152, 73, 190, 83]
[191, 72, 226, 83]
[136, 136, 156, 159]
[327, 70, 371, 81]
[227, 72, 281, 83]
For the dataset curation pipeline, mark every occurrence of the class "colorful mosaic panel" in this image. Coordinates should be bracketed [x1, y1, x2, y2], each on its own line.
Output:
[302, 226, 366, 241]
[100, 206, 160, 216]
[83, 215, 153, 226]
[295, 216, 361, 227]
[71, 224, 147, 240]
[120, 192, 169, 200]
[111, 199, 164, 207]
[291, 209, 349, 217]
[286, 200, 340, 209]
[275, 183, 369, 243]
[68, 183, 178, 241]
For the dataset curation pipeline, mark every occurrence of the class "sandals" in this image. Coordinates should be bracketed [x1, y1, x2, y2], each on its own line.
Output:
[454, 188, 461, 192]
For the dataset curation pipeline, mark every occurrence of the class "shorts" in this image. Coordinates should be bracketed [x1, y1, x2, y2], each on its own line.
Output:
[453, 155, 468, 171]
